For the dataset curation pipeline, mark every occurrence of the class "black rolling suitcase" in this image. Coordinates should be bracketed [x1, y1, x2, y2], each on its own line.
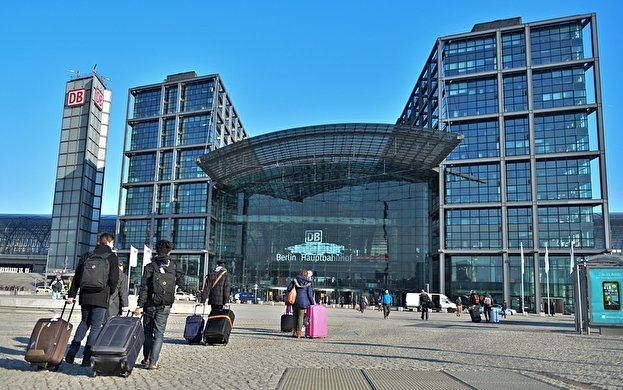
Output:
[25, 302, 75, 371]
[281, 305, 295, 332]
[90, 313, 144, 377]
[184, 305, 206, 344]
[469, 306, 482, 323]
[203, 308, 235, 345]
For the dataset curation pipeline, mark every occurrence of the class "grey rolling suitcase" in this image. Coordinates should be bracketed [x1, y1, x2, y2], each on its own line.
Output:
[90, 314, 144, 377]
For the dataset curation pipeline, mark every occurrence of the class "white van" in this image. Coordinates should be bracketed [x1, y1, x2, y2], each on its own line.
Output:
[430, 293, 457, 313]
[404, 292, 457, 312]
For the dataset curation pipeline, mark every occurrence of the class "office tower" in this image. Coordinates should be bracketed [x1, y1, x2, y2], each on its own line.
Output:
[117, 72, 247, 291]
[397, 14, 608, 313]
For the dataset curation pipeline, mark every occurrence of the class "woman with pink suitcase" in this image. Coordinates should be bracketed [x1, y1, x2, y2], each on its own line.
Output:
[285, 270, 316, 338]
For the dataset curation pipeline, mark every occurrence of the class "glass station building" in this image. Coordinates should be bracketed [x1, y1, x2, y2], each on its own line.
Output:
[396, 13, 608, 313]
[117, 14, 609, 312]
[197, 124, 461, 305]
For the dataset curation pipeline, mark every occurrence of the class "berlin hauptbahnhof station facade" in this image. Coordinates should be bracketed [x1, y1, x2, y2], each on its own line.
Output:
[117, 14, 610, 314]
[1, 14, 606, 315]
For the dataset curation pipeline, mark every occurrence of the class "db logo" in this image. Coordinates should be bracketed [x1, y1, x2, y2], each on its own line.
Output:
[66, 89, 86, 107]
[94, 88, 104, 111]
[305, 230, 322, 243]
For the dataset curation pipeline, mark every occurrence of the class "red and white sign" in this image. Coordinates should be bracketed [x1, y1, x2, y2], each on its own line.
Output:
[94, 88, 104, 111]
[66, 88, 86, 107]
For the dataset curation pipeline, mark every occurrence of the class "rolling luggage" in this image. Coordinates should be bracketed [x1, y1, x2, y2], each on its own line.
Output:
[25, 301, 75, 370]
[203, 308, 235, 345]
[469, 306, 482, 323]
[184, 305, 206, 344]
[281, 305, 295, 332]
[491, 308, 500, 323]
[90, 313, 144, 377]
[305, 305, 327, 338]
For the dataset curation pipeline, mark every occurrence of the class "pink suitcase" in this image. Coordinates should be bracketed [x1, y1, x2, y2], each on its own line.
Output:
[305, 305, 327, 338]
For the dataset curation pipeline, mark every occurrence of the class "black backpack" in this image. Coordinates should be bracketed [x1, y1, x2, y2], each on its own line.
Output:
[80, 252, 112, 292]
[152, 261, 177, 305]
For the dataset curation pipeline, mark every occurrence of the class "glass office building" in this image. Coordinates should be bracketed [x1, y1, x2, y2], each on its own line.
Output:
[117, 72, 247, 292]
[48, 74, 111, 272]
[397, 14, 609, 313]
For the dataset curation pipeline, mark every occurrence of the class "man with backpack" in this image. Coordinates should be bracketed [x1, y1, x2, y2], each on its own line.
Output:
[133, 240, 184, 370]
[419, 288, 431, 320]
[483, 293, 493, 323]
[199, 260, 232, 311]
[65, 232, 119, 366]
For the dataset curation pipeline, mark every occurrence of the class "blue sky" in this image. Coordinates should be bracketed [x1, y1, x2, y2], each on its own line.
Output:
[1, 1, 622, 215]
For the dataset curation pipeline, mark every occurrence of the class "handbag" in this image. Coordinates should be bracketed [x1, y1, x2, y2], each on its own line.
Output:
[285, 286, 297, 305]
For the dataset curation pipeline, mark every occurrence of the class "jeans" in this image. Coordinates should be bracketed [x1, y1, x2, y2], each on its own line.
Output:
[382, 304, 390, 318]
[52, 291, 62, 300]
[142, 304, 171, 365]
[72, 305, 107, 347]
[483, 306, 492, 322]
[421, 306, 429, 320]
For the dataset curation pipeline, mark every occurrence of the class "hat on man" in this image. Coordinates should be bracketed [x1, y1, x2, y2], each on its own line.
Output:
[217, 260, 226, 266]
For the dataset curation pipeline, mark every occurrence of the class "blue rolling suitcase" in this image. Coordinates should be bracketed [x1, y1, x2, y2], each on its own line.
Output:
[491, 308, 500, 323]
[184, 305, 206, 344]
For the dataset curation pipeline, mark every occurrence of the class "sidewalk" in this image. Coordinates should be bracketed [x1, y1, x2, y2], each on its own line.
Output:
[1, 298, 620, 389]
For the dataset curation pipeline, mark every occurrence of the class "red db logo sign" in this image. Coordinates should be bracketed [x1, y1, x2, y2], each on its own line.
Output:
[94, 88, 104, 111]
[66, 89, 86, 107]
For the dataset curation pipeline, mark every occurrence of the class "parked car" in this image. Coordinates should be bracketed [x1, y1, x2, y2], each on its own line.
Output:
[175, 291, 196, 301]
[35, 286, 52, 294]
[234, 291, 259, 303]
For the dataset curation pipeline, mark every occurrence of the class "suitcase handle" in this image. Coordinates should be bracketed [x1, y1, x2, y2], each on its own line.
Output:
[60, 300, 76, 323]
[194, 304, 206, 316]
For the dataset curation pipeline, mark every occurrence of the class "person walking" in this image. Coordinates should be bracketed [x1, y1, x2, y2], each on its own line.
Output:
[420, 289, 431, 320]
[106, 261, 129, 319]
[483, 293, 493, 323]
[199, 260, 232, 312]
[51, 275, 64, 300]
[501, 299, 508, 319]
[65, 233, 119, 366]
[381, 289, 392, 319]
[358, 294, 368, 314]
[133, 240, 185, 370]
[286, 270, 315, 338]
[455, 296, 462, 317]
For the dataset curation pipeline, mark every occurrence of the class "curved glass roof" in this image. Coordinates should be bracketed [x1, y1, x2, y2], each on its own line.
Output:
[0, 215, 118, 255]
[196, 123, 463, 201]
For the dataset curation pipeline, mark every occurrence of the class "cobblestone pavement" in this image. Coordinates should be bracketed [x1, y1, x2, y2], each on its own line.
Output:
[1, 302, 622, 389]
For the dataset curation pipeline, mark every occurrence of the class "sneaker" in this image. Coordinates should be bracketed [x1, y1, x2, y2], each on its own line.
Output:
[147, 363, 159, 370]
[141, 359, 150, 367]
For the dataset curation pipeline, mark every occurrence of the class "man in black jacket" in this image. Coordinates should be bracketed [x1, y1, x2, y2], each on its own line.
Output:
[65, 233, 119, 366]
[133, 240, 184, 370]
[199, 260, 232, 311]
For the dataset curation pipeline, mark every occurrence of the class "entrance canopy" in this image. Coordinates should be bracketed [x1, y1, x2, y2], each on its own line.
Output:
[197, 123, 462, 202]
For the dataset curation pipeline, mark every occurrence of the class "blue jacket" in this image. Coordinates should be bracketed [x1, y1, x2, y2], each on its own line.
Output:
[381, 292, 392, 305]
[287, 275, 315, 309]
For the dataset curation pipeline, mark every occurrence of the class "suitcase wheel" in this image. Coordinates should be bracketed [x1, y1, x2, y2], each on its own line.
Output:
[35, 364, 46, 371]
[120, 371, 130, 378]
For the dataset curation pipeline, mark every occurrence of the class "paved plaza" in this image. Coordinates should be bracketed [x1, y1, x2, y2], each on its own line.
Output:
[0, 299, 621, 389]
